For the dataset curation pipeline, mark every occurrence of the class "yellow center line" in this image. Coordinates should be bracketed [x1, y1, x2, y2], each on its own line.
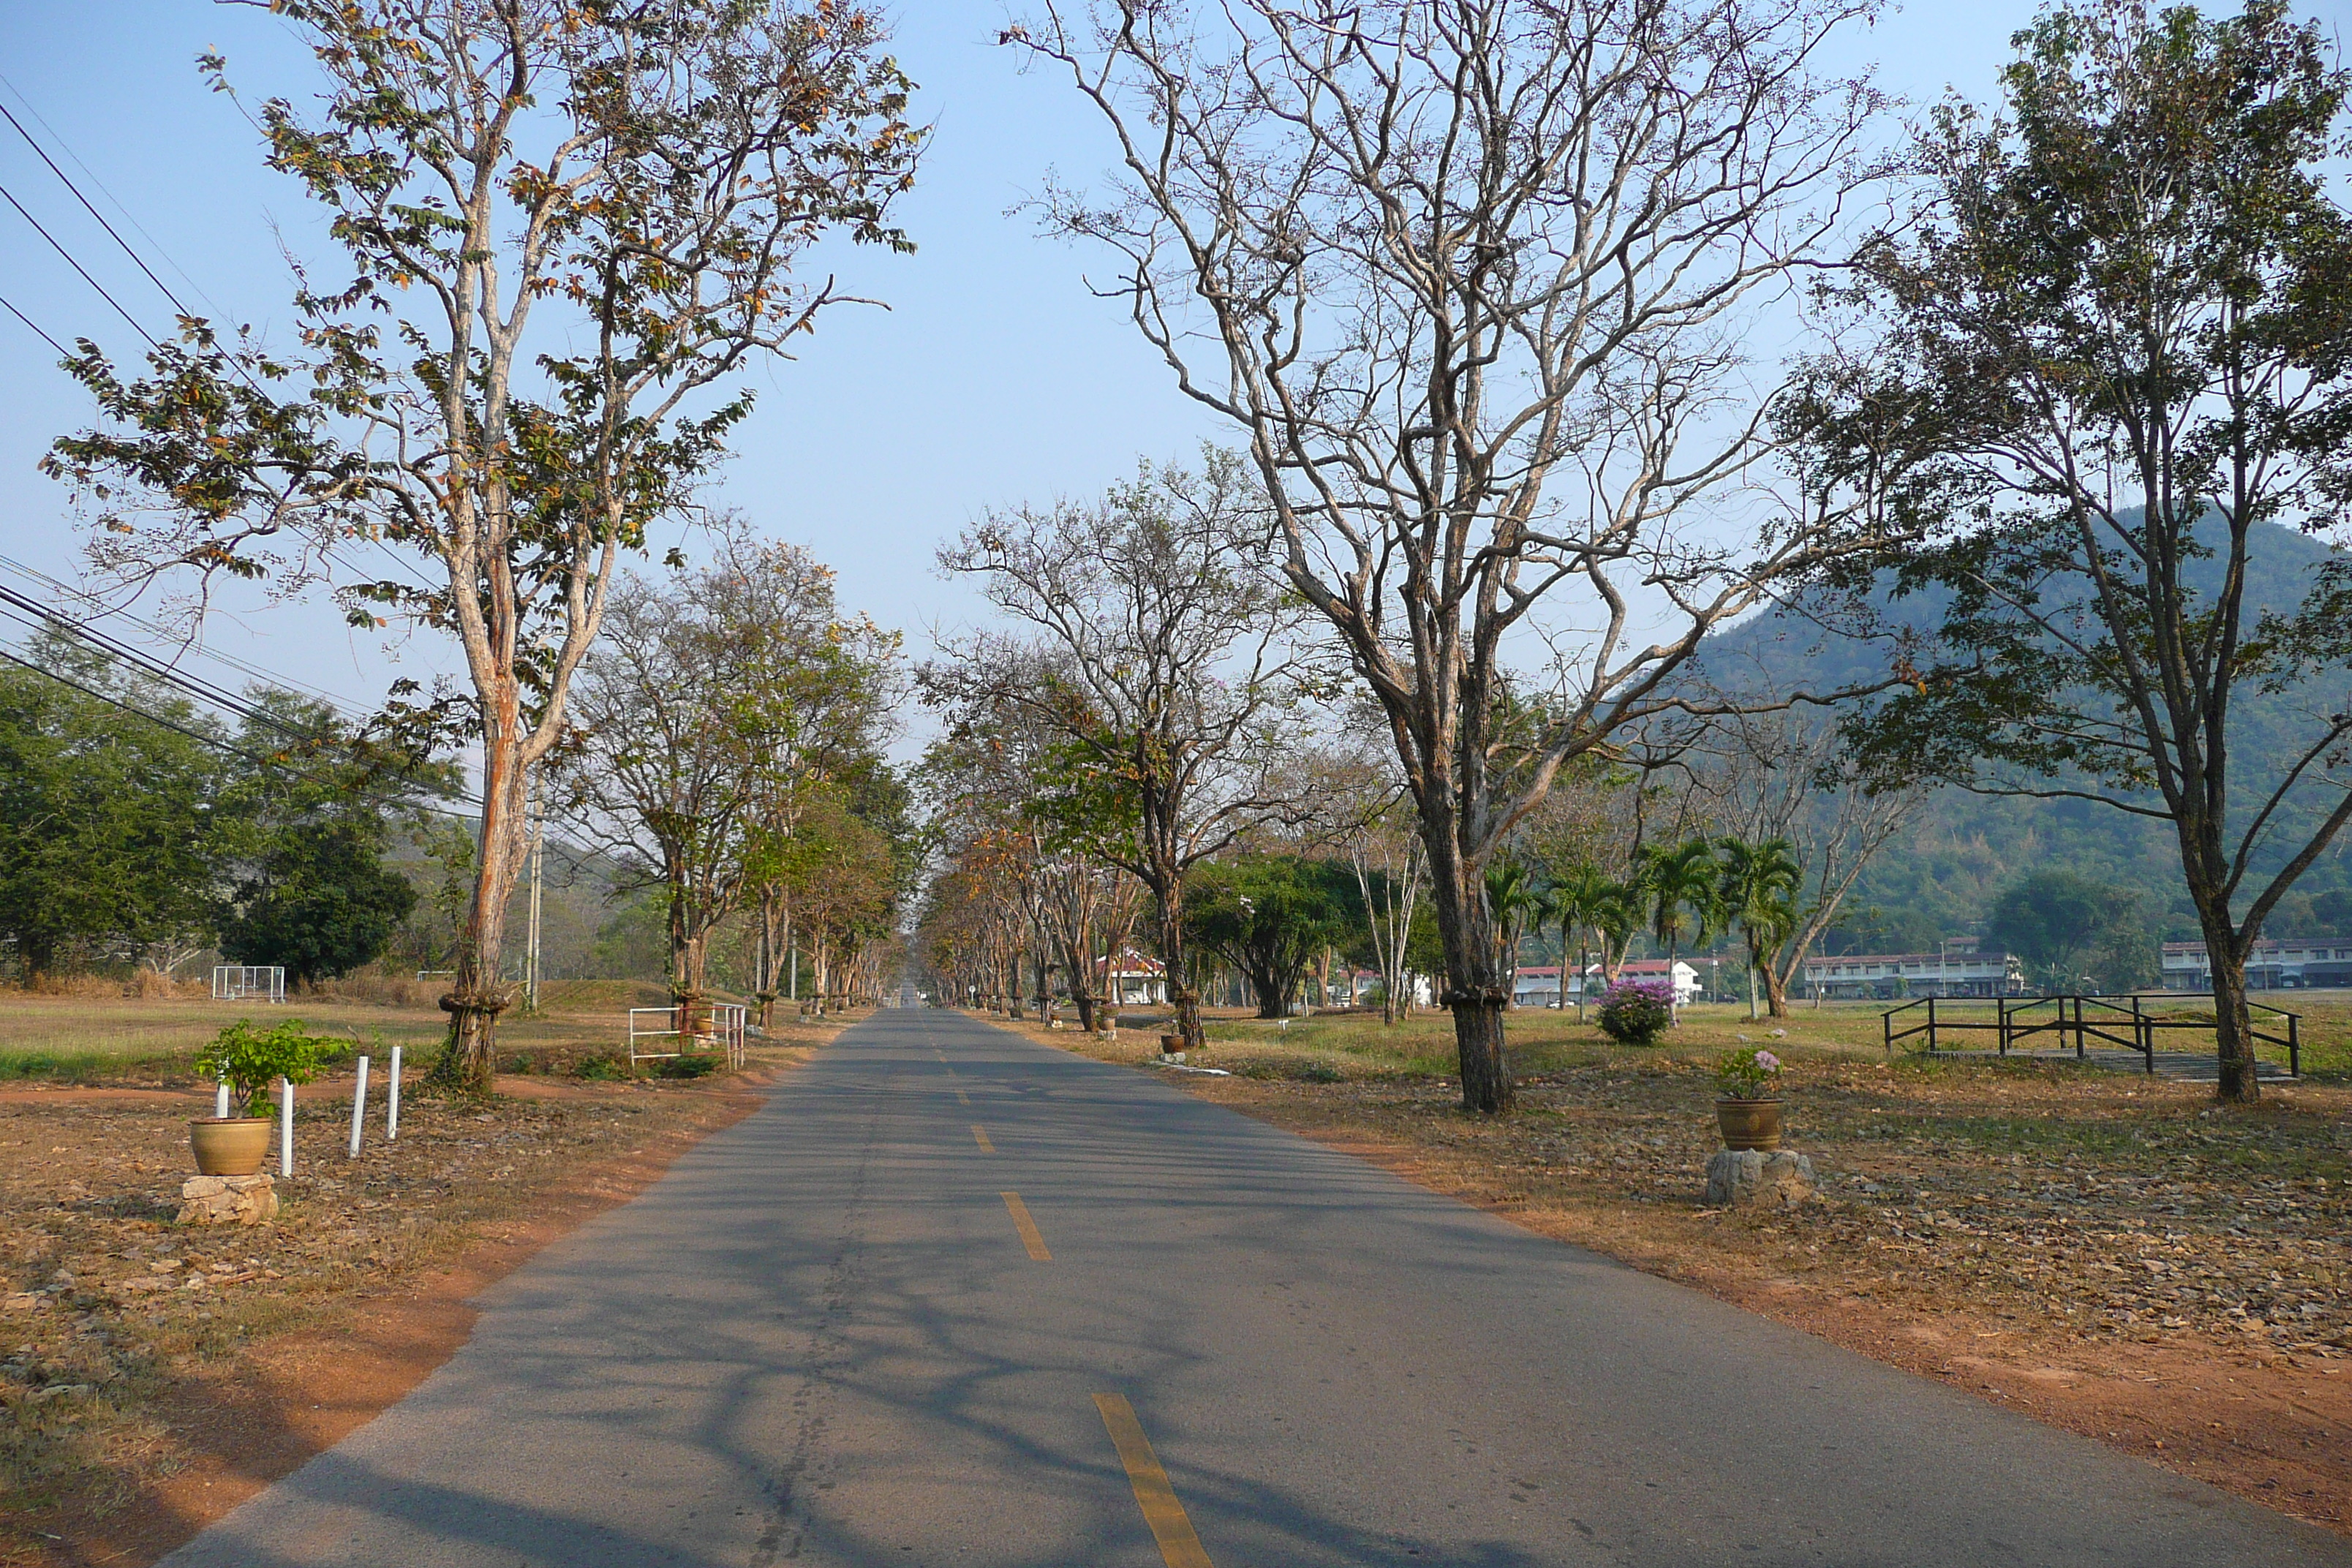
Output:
[972, 1123, 995, 1152]
[955, 1088, 970, 1106]
[1000, 1191, 1051, 1261]
[1094, 1394, 1213, 1568]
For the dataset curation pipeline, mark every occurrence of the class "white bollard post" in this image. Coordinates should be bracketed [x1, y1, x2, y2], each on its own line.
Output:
[348, 1055, 371, 1158]
[387, 1045, 402, 1141]
[279, 1076, 295, 1177]
[214, 1081, 230, 1119]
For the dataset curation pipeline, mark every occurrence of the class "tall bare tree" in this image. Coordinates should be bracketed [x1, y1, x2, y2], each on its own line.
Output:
[49, 1, 921, 1088]
[1017, 0, 1893, 1108]
[933, 453, 1311, 1050]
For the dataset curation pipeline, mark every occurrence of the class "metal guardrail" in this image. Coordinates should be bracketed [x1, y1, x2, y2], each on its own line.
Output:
[1883, 993, 2299, 1078]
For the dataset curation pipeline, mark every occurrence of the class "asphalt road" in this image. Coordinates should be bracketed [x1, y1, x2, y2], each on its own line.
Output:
[162, 1009, 2349, 1567]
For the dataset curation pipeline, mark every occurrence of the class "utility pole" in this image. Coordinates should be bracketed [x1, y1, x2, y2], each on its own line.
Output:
[524, 783, 543, 1014]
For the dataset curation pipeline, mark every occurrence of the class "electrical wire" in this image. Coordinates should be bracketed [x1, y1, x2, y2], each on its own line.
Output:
[0, 71, 225, 320]
[0, 177, 159, 350]
[0, 99, 441, 601]
[0, 640, 478, 824]
[0, 99, 195, 323]
[0, 290, 66, 355]
[0, 549, 364, 713]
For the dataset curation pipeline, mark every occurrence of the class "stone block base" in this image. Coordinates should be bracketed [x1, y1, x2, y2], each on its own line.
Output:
[1705, 1148, 1815, 1210]
[178, 1174, 278, 1226]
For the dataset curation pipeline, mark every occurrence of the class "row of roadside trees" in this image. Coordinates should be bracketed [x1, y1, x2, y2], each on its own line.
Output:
[948, 0, 2352, 1107]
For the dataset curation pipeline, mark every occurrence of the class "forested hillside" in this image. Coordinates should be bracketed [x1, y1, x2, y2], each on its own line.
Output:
[1695, 518, 2352, 945]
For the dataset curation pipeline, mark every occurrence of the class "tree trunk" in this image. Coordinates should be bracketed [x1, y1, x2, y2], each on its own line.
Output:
[2199, 920, 2261, 1105]
[1148, 875, 1203, 1052]
[1005, 951, 1024, 1020]
[1422, 832, 1512, 1114]
[436, 729, 527, 1093]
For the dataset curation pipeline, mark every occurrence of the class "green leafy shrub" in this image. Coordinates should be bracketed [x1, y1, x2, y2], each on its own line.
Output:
[1594, 981, 1672, 1045]
[653, 1054, 717, 1079]
[573, 1053, 627, 1082]
[195, 1019, 328, 1117]
[1297, 1058, 1343, 1083]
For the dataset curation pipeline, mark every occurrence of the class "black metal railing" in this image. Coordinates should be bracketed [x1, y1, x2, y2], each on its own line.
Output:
[1882, 993, 2299, 1078]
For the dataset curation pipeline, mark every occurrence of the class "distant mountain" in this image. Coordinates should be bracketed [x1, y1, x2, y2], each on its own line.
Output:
[1687, 519, 2352, 942]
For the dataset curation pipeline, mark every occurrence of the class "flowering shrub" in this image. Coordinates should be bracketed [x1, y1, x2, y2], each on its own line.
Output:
[1714, 1046, 1784, 1100]
[1594, 980, 1673, 1044]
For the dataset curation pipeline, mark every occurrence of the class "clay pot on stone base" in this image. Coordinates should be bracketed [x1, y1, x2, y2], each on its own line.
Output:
[1714, 1098, 1784, 1152]
[190, 1117, 274, 1176]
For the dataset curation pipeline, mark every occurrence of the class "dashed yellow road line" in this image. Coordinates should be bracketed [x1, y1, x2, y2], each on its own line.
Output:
[955, 1088, 970, 1106]
[972, 1123, 995, 1152]
[1094, 1394, 1213, 1568]
[1000, 1191, 1050, 1261]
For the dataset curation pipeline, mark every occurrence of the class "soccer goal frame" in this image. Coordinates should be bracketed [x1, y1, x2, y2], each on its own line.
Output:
[211, 965, 286, 1003]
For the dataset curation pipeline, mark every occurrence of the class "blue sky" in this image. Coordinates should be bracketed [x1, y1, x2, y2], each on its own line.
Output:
[0, 0, 2078, 753]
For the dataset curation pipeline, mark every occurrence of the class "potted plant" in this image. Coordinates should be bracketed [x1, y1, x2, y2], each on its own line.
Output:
[1713, 1045, 1784, 1150]
[191, 1019, 325, 1175]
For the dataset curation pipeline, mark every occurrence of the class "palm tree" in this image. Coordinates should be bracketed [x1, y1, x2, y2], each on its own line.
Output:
[1484, 861, 1544, 1006]
[1632, 839, 1721, 1024]
[1543, 863, 1611, 1019]
[1715, 836, 1803, 1020]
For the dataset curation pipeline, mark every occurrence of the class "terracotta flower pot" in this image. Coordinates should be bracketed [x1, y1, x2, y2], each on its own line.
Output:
[1715, 1098, 1784, 1151]
[190, 1117, 274, 1176]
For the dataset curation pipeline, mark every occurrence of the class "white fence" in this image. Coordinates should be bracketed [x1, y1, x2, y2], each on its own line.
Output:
[211, 965, 285, 1003]
[627, 1002, 748, 1069]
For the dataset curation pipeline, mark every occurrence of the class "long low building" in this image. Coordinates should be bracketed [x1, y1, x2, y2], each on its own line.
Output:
[2162, 938, 2352, 991]
[1799, 949, 2023, 1000]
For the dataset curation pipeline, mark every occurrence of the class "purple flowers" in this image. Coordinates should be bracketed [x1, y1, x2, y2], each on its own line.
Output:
[1715, 1046, 1785, 1100]
[1595, 979, 1673, 1044]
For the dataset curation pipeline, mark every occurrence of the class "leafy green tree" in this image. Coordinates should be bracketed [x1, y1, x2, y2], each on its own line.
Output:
[1801, 0, 2352, 1100]
[212, 687, 444, 987]
[1986, 872, 2114, 992]
[2088, 907, 2162, 994]
[1186, 857, 1361, 1019]
[218, 825, 418, 987]
[0, 638, 231, 976]
[1483, 861, 1545, 988]
[1714, 837, 1803, 1020]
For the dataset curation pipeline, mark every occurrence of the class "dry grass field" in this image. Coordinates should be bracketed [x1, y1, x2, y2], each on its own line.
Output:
[1003, 997, 2352, 1533]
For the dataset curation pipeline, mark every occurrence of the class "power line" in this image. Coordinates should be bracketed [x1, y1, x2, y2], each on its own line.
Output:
[0, 550, 363, 715]
[0, 640, 476, 824]
[0, 585, 609, 848]
[0, 290, 66, 355]
[0, 108, 444, 603]
[0, 99, 195, 323]
[0, 176, 159, 350]
[0, 72, 225, 321]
